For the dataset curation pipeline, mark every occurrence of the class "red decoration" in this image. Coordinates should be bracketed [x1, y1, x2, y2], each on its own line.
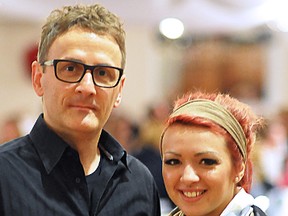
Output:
[24, 44, 38, 79]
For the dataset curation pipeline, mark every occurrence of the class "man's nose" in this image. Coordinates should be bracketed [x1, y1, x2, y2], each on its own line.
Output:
[76, 71, 96, 95]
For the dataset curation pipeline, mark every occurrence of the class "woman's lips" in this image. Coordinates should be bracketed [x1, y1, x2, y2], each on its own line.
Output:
[183, 190, 206, 198]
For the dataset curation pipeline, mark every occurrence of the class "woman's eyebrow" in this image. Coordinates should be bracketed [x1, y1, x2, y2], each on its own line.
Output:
[194, 151, 219, 157]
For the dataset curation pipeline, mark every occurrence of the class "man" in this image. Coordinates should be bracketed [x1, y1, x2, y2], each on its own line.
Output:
[0, 4, 160, 216]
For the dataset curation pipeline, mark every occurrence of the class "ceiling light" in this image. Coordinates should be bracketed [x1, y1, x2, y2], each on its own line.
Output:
[159, 18, 184, 40]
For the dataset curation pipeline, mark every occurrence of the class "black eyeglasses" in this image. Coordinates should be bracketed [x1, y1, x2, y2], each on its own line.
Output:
[40, 59, 123, 88]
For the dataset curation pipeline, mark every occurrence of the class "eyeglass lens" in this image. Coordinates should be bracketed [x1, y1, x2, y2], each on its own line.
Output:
[55, 60, 120, 87]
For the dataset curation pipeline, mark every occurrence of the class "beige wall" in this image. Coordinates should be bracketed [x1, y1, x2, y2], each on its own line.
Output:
[0, 21, 41, 132]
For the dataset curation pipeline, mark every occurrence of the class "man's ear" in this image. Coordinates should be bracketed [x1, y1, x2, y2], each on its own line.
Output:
[31, 61, 44, 97]
[114, 75, 126, 108]
[114, 93, 122, 107]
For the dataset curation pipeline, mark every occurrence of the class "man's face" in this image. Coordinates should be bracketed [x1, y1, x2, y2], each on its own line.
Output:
[32, 28, 125, 142]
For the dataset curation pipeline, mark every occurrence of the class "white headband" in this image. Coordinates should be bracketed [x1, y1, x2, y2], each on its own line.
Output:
[161, 99, 247, 160]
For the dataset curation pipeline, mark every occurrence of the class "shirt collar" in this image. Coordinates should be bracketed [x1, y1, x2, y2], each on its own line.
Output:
[98, 129, 128, 169]
[29, 114, 128, 174]
[29, 114, 68, 174]
[220, 188, 255, 216]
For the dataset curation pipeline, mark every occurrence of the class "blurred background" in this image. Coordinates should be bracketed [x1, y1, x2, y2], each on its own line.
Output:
[1, 0, 288, 215]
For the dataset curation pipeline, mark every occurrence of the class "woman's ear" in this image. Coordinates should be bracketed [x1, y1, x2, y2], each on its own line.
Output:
[235, 162, 246, 183]
[31, 61, 44, 97]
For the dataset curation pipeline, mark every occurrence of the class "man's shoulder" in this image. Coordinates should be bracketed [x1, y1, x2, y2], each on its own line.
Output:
[126, 153, 149, 167]
[126, 154, 155, 179]
[0, 135, 32, 157]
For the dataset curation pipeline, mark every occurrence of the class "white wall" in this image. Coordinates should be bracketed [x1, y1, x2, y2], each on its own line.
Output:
[0, 21, 42, 132]
[265, 32, 288, 113]
[119, 25, 165, 121]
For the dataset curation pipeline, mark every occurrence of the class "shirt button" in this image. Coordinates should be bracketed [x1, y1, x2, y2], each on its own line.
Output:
[75, 177, 81, 183]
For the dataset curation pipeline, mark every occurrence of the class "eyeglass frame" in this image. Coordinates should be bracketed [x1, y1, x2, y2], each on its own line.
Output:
[40, 59, 124, 88]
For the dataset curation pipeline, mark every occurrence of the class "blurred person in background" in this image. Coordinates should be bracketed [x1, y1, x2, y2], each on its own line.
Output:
[264, 108, 288, 215]
[259, 117, 287, 188]
[104, 110, 140, 153]
[0, 4, 160, 216]
[134, 101, 175, 214]
[250, 124, 274, 197]
[138, 102, 171, 151]
[160, 91, 267, 216]
[267, 155, 288, 215]
[0, 117, 21, 144]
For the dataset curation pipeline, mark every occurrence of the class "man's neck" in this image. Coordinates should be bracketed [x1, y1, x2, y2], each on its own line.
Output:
[77, 144, 101, 175]
[64, 132, 102, 175]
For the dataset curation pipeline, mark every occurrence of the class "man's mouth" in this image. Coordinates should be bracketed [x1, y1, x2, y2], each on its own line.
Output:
[71, 104, 97, 110]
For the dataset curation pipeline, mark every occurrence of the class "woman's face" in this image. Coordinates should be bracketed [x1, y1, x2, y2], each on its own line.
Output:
[162, 124, 238, 216]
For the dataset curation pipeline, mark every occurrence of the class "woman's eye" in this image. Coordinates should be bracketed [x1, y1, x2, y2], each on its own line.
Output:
[164, 159, 180, 166]
[200, 158, 218, 166]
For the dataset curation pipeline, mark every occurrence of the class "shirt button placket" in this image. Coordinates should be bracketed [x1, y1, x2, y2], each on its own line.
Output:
[75, 177, 81, 184]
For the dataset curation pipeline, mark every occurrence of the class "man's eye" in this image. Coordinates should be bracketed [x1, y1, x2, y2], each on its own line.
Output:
[98, 70, 107, 76]
[200, 158, 218, 166]
[164, 159, 180, 166]
[65, 65, 76, 72]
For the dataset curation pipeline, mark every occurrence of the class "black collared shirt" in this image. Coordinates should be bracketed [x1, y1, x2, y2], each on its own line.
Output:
[0, 114, 160, 216]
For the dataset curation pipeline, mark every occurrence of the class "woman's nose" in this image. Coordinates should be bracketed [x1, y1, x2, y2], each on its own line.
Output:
[180, 165, 200, 183]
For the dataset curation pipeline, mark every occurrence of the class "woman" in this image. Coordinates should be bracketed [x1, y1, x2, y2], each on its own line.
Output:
[160, 91, 267, 216]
